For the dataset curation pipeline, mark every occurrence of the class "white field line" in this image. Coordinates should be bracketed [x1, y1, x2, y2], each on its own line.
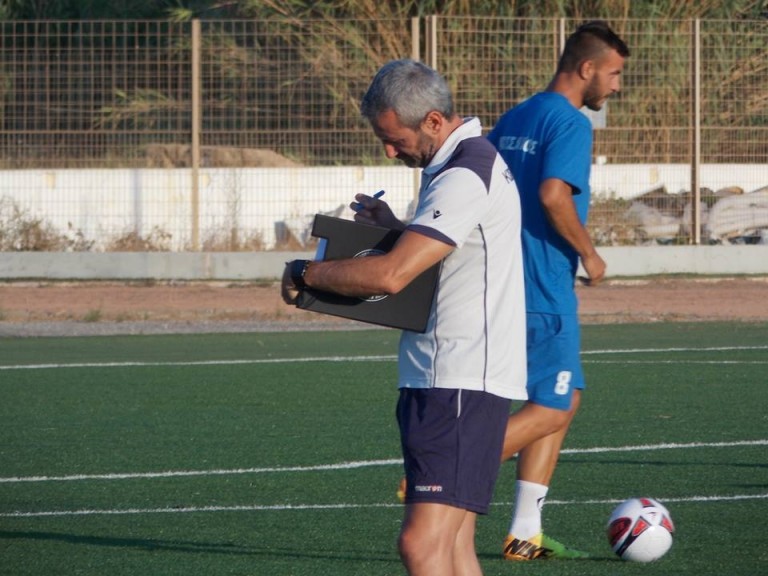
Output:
[581, 345, 768, 355]
[2, 493, 766, 519]
[1, 440, 765, 485]
[0, 355, 397, 371]
[0, 459, 402, 484]
[0, 345, 766, 371]
[587, 360, 768, 364]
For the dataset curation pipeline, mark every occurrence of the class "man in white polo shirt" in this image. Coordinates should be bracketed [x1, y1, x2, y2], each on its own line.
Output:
[282, 59, 526, 575]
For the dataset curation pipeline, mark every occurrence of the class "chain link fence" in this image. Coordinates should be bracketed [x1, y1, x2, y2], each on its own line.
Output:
[0, 17, 766, 250]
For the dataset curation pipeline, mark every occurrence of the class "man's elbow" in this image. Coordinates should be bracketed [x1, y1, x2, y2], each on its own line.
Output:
[374, 268, 414, 296]
[377, 276, 409, 296]
[540, 189, 567, 212]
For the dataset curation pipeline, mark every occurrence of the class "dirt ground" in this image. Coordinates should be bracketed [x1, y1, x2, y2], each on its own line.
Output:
[0, 276, 766, 337]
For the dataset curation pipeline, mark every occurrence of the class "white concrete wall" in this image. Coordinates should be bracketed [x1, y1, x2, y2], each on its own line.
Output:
[0, 167, 420, 250]
[0, 251, 313, 280]
[1, 245, 766, 281]
[1, 164, 766, 251]
[591, 163, 767, 199]
[1, 165, 766, 280]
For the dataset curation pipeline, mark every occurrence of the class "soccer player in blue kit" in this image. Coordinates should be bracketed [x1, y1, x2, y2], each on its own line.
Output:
[488, 21, 629, 560]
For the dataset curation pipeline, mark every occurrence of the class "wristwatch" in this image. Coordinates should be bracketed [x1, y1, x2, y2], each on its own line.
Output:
[290, 259, 311, 289]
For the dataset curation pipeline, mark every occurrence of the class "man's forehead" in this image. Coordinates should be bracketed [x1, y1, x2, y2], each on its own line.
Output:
[596, 49, 626, 69]
[372, 109, 413, 137]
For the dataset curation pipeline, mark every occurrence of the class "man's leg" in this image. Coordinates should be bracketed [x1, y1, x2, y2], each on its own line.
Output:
[509, 391, 580, 534]
[453, 509, 482, 576]
[399, 502, 475, 576]
[396, 388, 509, 571]
[502, 391, 587, 560]
[515, 390, 581, 484]
[501, 399, 574, 462]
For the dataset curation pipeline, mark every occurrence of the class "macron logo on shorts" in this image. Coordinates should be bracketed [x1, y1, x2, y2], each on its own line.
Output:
[414, 484, 444, 493]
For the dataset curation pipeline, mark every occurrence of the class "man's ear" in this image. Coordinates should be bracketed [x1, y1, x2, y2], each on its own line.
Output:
[421, 110, 443, 135]
[578, 59, 595, 81]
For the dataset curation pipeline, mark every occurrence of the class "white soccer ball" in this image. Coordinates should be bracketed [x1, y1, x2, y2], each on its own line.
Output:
[606, 497, 675, 562]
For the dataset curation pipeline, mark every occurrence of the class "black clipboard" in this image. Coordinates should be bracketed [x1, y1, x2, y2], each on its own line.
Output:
[295, 215, 440, 332]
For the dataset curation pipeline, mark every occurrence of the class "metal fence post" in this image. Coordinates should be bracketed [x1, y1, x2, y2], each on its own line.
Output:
[191, 19, 202, 251]
[412, 17, 422, 205]
[691, 18, 702, 245]
[411, 17, 420, 62]
[426, 15, 437, 70]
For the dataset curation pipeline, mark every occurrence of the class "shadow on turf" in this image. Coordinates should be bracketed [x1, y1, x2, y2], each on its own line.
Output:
[561, 457, 768, 471]
[477, 550, 615, 564]
[0, 530, 250, 555]
[0, 529, 397, 563]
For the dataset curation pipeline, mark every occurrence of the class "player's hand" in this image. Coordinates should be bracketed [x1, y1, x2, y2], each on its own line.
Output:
[281, 262, 300, 304]
[579, 251, 607, 286]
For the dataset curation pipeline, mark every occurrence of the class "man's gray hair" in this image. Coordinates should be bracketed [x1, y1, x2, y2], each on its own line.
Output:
[360, 59, 455, 129]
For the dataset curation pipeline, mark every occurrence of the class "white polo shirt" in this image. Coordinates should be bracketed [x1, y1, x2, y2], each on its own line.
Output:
[398, 117, 527, 401]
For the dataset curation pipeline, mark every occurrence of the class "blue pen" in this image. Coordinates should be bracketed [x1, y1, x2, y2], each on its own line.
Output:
[353, 189, 385, 212]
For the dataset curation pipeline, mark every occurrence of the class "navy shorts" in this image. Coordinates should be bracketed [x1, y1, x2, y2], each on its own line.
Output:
[396, 387, 511, 515]
[526, 312, 585, 411]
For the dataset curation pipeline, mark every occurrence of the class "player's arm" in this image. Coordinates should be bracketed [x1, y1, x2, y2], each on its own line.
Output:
[539, 177, 605, 285]
[281, 230, 451, 303]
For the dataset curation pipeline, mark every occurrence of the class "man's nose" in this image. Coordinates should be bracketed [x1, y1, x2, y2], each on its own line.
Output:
[383, 143, 398, 159]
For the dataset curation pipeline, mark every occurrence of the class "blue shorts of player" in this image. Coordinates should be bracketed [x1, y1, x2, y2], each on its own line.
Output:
[397, 388, 511, 515]
[526, 313, 585, 411]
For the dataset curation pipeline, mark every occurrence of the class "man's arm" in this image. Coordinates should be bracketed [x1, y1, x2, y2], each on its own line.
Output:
[281, 230, 452, 304]
[539, 177, 606, 285]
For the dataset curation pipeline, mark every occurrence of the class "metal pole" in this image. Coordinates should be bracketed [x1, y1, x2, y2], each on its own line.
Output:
[191, 19, 202, 251]
[411, 17, 422, 205]
[427, 15, 437, 70]
[411, 17, 420, 62]
[691, 19, 702, 245]
[559, 18, 566, 59]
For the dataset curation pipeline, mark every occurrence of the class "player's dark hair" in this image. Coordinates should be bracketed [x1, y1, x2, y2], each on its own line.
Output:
[360, 59, 455, 129]
[557, 20, 630, 73]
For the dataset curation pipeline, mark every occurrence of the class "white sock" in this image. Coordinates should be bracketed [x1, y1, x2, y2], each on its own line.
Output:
[508, 479, 549, 540]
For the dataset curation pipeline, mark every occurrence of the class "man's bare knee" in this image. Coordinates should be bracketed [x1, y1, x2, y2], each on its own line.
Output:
[522, 402, 571, 432]
[501, 401, 578, 461]
[398, 523, 444, 573]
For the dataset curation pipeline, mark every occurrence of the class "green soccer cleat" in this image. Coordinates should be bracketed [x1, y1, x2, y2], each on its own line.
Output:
[502, 533, 590, 561]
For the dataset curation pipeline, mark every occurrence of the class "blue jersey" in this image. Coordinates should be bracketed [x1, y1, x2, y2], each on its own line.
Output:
[488, 92, 592, 315]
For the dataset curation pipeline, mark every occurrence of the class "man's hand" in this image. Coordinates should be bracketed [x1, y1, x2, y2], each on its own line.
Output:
[578, 251, 607, 286]
[281, 261, 300, 304]
[350, 193, 404, 231]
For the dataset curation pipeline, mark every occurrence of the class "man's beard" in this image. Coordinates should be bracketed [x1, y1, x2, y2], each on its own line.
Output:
[583, 78, 610, 111]
[399, 135, 435, 168]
